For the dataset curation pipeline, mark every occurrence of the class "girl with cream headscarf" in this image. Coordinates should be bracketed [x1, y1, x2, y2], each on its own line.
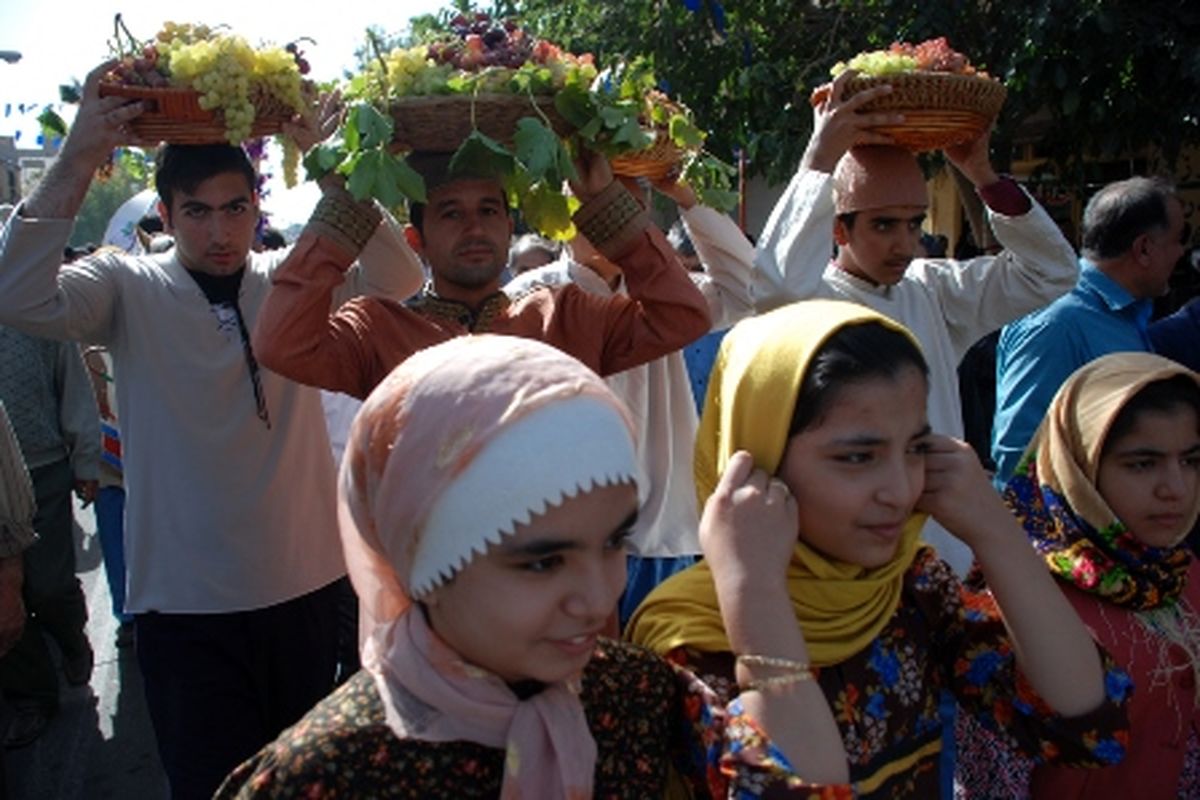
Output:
[995, 353, 1200, 798]
[216, 334, 852, 799]
[627, 299, 1132, 799]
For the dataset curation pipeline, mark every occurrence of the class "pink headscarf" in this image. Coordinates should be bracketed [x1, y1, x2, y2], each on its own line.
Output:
[338, 334, 638, 800]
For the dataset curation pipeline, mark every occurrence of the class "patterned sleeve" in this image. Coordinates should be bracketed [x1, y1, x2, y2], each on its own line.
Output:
[667, 655, 854, 799]
[914, 549, 1132, 767]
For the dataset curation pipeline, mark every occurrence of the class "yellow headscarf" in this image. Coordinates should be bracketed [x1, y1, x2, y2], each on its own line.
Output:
[627, 300, 926, 667]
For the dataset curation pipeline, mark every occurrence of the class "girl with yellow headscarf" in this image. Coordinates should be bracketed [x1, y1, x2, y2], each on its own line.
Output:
[627, 299, 1132, 799]
[957, 353, 1200, 799]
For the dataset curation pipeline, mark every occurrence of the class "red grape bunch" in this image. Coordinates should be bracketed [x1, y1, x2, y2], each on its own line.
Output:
[106, 44, 170, 87]
[427, 12, 532, 70]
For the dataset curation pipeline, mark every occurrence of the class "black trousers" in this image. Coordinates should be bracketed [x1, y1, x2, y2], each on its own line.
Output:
[0, 458, 89, 711]
[135, 578, 341, 800]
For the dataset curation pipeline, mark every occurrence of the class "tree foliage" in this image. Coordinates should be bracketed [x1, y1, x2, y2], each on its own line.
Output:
[489, 0, 1200, 189]
[70, 149, 155, 247]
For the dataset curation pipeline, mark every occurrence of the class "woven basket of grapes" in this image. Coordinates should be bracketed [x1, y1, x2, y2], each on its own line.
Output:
[96, 17, 311, 146]
[389, 93, 573, 153]
[98, 84, 294, 145]
[812, 39, 1007, 152]
[610, 133, 684, 180]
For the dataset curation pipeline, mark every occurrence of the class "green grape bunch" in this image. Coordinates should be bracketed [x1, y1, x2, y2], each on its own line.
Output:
[102, 19, 313, 146]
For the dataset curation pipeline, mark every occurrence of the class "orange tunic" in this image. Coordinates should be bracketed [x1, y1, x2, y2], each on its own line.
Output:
[253, 228, 711, 399]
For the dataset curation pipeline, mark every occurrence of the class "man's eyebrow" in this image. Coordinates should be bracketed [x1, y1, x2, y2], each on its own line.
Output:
[217, 196, 251, 211]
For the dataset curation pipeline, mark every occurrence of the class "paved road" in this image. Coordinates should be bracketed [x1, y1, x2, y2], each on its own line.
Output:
[3, 501, 168, 800]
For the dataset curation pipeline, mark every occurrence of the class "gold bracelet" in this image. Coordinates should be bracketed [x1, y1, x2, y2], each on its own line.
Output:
[736, 654, 811, 673]
[741, 671, 814, 693]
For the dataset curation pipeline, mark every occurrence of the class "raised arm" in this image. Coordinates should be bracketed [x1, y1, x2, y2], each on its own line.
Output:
[753, 71, 902, 311]
[921, 131, 1079, 355]
[20, 62, 145, 221]
[703, 451, 849, 786]
[0, 63, 142, 341]
[655, 177, 756, 332]
[564, 150, 710, 374]
[917, 435, 1106, 716]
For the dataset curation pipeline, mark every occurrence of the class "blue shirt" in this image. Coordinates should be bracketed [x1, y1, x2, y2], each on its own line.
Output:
[1149, 297, 1200, 371]
[992, 264, 1154, 482]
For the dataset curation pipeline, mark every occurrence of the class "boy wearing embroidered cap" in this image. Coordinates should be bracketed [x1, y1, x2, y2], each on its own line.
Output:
[217, 335, 852, 798]
[753, 69, 1079, 575]
[253, 146, 711, 400]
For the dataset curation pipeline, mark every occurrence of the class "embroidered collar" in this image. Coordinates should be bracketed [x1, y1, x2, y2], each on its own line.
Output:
[410, 283, 511, 332]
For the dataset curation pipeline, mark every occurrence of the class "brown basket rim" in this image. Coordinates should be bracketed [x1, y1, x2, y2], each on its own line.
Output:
[390, 92, 572, 153]
[812, 71, 1006, 114]
[99, 83, 291, 144]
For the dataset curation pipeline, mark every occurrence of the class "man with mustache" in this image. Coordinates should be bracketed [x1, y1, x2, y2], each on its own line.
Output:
[252, 150, 711, 400]
[753, 70, 1079, 575]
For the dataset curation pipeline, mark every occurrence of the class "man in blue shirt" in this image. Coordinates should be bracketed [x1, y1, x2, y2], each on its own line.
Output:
[992, 177, 1186, 482]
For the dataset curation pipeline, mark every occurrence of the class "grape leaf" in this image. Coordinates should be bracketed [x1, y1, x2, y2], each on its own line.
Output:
[449, 130, 515, 180]
[303, 142, 345, 180]
[520, 181, 579, 241]
[381, 153, 427, 205]
[351, 103, 394, 149]
[611, 117, 653, 149]
[343, 149, 427, 207]
[668, 113, 705, 148]
[554, 85, 596, 128]
[513, 118, 577, 185]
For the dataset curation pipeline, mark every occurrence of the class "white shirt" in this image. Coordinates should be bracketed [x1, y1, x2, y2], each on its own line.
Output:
[753, 168, 1079, 574]
[0, 211, 421, 612]
[505, 205, 755, 557]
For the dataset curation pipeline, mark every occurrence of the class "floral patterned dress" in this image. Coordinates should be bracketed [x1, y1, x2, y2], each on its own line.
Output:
[216, 638, 850, 799]
[665, 548, 1132, 799]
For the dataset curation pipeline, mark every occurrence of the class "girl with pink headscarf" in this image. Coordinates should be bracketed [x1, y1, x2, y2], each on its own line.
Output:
[216, 334, 853, 799]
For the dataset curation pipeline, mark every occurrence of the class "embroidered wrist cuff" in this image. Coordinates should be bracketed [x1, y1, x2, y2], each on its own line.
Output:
[573, 180, 649, 259]
[306, 188, 383, 256]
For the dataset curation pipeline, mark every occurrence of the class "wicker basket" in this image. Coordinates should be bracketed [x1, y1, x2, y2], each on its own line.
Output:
[390, 93, 572, 153]
[98, 83, 293, 145]
[610, 131, 684, 180]
[811, 72, 1007, 151]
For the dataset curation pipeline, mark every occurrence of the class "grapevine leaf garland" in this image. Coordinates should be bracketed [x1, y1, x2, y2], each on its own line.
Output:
[303, 14, 738, 239]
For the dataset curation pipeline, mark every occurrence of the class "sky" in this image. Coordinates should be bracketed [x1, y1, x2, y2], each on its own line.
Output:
[0, 0, 449, 227]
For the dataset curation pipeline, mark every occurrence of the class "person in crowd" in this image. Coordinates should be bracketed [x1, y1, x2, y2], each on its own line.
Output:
[753, 70, 1079, 575]
[505, 175, 755, 624]
[507, 231, 560, 275]
[251, 149, 711, 400]
[216, 334, 852, 798]
[992, 177, 1186, 483]
[0, 327, 99, 749]
[958, 354, 1200, 798]
[81, 344, 133, 647]
[0, 400, 37, 788]
[0, 401, 35, 658]
[1151, 295, 1200, 372]
[0, 65, 421, 798]
[627, 299, 1131, 798]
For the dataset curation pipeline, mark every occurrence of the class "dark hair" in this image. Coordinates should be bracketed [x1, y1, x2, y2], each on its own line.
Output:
[1101, 374, 1200, 458]
[836, 211, 859, 231]
[154, 145, 256, 219]
[788, 321, 929, 436]
[409, 201, 426, 234]
[1081, 176, 1177, 262]
[258, 227, 287, 250]
[137, 213, 163, 234]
